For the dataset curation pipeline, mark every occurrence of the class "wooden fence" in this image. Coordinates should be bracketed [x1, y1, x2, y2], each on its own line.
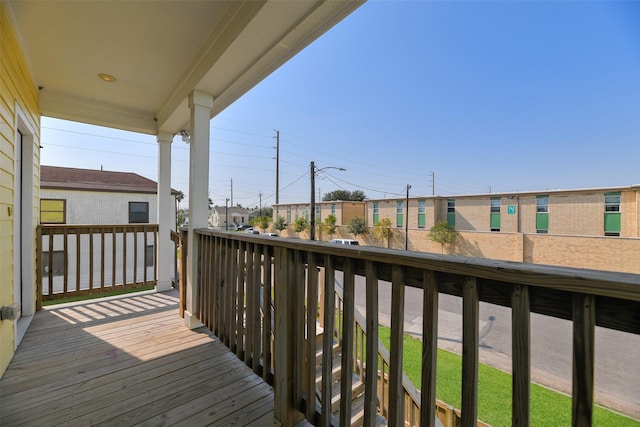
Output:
[36, 224, 159, 307]
[191, 229, 640, 426]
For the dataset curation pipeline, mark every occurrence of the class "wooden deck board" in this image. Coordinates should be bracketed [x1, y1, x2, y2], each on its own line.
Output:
[0, 290, 280, 427]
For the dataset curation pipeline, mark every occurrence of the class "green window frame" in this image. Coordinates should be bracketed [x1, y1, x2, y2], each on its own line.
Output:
[40, 199, 66, 224]
[373, 202, 379, 225]
[286, 206, 291, 224]
[536, 195, 549, 233]
[396, 201, 403, 228]
[447, 199, 455, 227]
[604, 192, 621, 236]
[418, 200, 426, 228]
[490, 197, 500, 231]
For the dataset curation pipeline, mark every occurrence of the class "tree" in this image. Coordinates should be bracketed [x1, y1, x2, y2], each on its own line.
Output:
[254, 215, 271, 232]
[274, 215, 287, 232]
[346, 216, 368, 238]
[322, 189, 367, 202]
[322, 214, 337, 239]
[293, 216, 309, 233]
[373, 217, 393, 248]
[429, 220, 458, 253]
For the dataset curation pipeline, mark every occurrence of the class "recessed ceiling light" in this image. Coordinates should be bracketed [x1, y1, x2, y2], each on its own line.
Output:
[98, 73, 116, 83]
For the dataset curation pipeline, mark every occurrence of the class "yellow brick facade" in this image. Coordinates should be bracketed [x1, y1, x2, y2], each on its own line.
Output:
[0, 3, 40, 376]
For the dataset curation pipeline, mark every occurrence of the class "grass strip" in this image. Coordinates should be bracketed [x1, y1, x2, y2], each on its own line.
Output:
[378, 326, 638, 426]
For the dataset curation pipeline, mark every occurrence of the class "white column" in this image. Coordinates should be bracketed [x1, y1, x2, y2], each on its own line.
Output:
[156, 131, 173, 292]
[185, 90, 214, 329]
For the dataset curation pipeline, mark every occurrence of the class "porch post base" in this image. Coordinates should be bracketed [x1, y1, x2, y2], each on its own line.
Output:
[155, 279, 173, 292]
[184, 310, 204, 330]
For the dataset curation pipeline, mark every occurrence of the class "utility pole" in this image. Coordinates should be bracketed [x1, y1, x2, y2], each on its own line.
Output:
[310, 162, 345, 241]
[259, 192, 262, 216]
[310, 161, 316, 240]
[230, 179, 233, 208]
[225, 198, 229, 231]
[430, 171, 435, 196]
[405, 184, 411, 250]
[274, 130, 280, 205]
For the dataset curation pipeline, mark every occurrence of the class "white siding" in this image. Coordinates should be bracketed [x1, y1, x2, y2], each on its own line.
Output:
[40, 189, 175, 226]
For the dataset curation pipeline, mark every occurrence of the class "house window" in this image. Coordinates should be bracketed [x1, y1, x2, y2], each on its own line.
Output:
[286, 206, 291, 224]
[447, 199, 456, 227]
[316, 204, 321, 221]
[41, 199, 66, 224]
[42, 251, 64, 276]
[396, 201, 403, 228]
[129, 202, 149, 223]
[331, 204, 336, 215]
[145, 245, 154, 268]
[295, 207, 299, 220]
[490, 197, 500, 232]
[604, 192, 621, 236]
[418, 200, 426, 228]
[373, 202, 379, 225]
[536, 195, 549, 234]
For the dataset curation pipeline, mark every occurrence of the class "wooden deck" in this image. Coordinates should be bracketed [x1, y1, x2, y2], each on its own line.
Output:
[0, 290, 280, 427]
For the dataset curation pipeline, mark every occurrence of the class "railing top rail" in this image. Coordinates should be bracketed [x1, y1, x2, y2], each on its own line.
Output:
[195, 229, 640, 302]
[38, 224, 159, 234]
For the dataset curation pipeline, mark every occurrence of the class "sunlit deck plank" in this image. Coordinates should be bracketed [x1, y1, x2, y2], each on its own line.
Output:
[0, 290, 279, 427]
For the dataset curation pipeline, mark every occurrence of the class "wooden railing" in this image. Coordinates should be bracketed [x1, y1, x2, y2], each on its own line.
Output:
[192, 229, 640, 426]
[36, 224, 158, 307]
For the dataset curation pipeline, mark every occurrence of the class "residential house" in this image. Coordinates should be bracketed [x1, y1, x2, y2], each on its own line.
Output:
[39, 165, 178, 295]
[208, 205, 251, 229]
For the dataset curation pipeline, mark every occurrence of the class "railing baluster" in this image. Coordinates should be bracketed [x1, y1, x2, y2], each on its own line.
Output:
[75, 229, 80, 292]
[133, 227, 138, 286]
[512, 284, 530, 427]
[293, 250, 305, 409]
[245, 243, 255, 366]
[237, 241, 246, 359]
[321, 255, 336, 426]
[274, 246, 295, 425]
[36, 226, 43, 310]
[306, 252, 318, 421]
[143, 227, 147, 285]
[339, 258, 356, 426]
[252, 244, 261, 374]
[231, 239, 239, 352]
[462, 276, 479, 427]
[421, 270, 439, 427]
[152, 226, 157, 284]
[122, 227, 127, 287]
[63, 228, 68, 296]
[572, 293, 595, 427]
[388, 265, 406, 427]
[364, 260, 379, 426]
[225, 238, 234, 348]
[262, 244, 272, 382]
[100, 228, 105, 290]
[111, 227, 116, 287]
[89, 228, 94, 290]
[47, 229, 53, 297]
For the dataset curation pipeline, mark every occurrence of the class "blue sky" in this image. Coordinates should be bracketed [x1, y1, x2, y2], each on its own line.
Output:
[42, 1, 640, 208]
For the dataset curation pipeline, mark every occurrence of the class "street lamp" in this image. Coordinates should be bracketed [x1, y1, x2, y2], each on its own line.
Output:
[310, 161, 346, 241]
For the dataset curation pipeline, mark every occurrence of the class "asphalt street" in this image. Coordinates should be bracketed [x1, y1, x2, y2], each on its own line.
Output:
[346, 274, 640, 419]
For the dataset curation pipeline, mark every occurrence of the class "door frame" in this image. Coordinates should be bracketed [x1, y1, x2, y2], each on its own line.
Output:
[13, 103, 37, 347]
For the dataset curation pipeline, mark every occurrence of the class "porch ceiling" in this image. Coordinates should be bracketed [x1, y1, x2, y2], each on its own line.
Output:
[4, 0, 363, 135]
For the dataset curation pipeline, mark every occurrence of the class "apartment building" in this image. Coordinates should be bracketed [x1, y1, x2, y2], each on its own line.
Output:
[276, 186, 640, 273]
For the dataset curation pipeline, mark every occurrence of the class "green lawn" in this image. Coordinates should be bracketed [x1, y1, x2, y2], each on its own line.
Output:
[377, 326, 639, 427]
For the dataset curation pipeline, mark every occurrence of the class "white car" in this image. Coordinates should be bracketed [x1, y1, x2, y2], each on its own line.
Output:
[330, 239, 359, 245]
[245, 228, 259, 234]
[263, 232, 279, 237]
